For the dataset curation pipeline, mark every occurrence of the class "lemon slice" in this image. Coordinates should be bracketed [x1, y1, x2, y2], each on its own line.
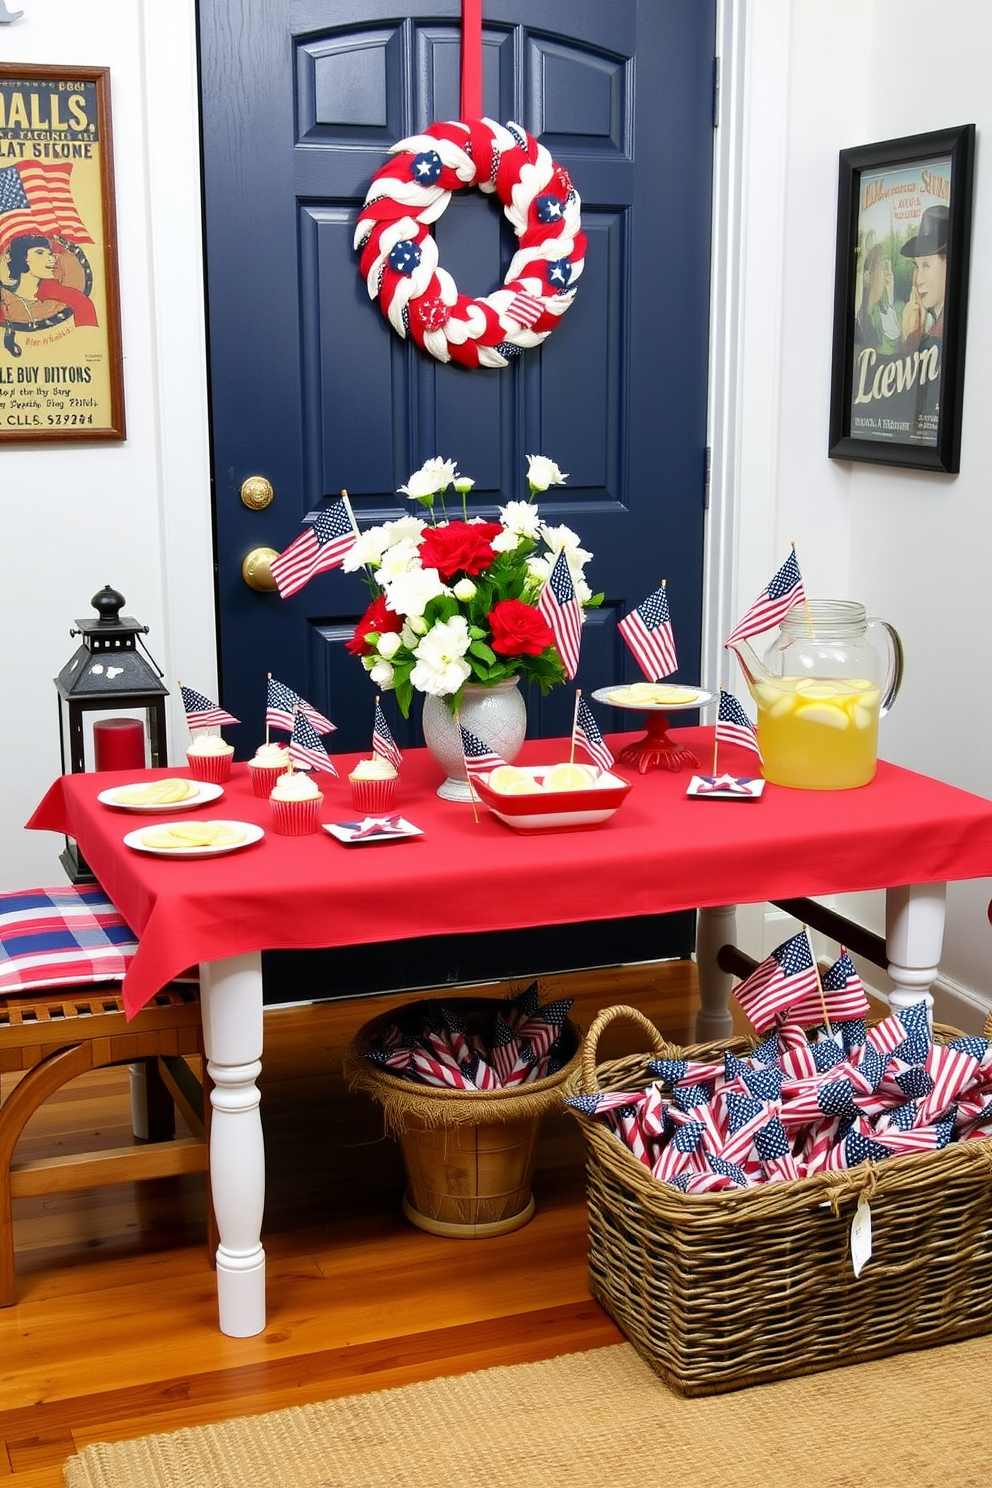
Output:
[795, 679, 860, 700]
[646, 684, 700, 704]
[794, 703, 850, 730]
[497, 778, 543, 794]
[487, 765, 532, 794]
[542, 762, 597, 792]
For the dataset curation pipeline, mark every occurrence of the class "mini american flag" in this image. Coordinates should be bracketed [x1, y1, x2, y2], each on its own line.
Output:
[753, 1114, 801, 1182]
[716, 689, 762, 761]
[784, 950, 870, 1028]
[725, 548, 805, 648]
[572, 695, 614, 772]
[618, 585, 678, 681]
[270, 496, 357, 600]
[180, 685, 240, 729]
[372, 698, 403, 769]
[734, 930, 820, 1035]
[538, 549, 582, 679]
[265, 676, 335, 735]
[459, 723, 507, 782]
[288, 709, 338, 774]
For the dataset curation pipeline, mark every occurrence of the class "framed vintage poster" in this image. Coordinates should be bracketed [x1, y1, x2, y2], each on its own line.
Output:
[0, 64, 125, 442]
[828, 124, 975, 474]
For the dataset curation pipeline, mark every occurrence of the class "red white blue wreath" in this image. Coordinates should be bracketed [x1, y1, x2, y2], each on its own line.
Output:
[354, 117, 585, 370]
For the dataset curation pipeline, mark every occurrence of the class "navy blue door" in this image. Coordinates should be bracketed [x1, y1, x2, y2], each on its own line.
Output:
[198, 0, 715, 994]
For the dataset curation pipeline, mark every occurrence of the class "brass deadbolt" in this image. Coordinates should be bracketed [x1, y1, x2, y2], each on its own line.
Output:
[240, 476, 275, 510]
[241, 547, 280, 592]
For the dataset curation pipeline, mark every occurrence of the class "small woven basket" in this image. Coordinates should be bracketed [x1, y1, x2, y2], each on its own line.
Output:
[565, 1003, 992, 1396]
[344, 997, 582, 1238]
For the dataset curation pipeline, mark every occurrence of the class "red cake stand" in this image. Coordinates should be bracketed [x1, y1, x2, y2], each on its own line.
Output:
[591, 686, 714, 774]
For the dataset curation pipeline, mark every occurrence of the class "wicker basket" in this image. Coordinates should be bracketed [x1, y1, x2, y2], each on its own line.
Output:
[344, 997, 582, 1238]
[565, 1003, 992, 1396]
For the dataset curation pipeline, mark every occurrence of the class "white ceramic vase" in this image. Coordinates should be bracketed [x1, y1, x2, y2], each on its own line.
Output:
[421, 676, 527, 801]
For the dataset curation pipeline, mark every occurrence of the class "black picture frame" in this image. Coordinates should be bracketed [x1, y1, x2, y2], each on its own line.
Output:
[828, 124, 975, 474]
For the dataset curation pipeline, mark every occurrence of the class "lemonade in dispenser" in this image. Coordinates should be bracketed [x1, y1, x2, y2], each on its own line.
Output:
[732, 600, 903, 789]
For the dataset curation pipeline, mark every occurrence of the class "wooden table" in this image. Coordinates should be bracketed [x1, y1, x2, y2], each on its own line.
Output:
[28, 729, 992, 1335]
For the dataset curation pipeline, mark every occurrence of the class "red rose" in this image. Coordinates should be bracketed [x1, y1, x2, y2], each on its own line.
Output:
[346, 594, 402, 656]
[418, 521, 503, 580]
[487, 598, 555, 657]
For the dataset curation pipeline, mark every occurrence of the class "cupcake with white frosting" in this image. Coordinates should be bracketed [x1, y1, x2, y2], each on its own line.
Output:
[269, 769, 323, 835]
[186, 733, 235, 783]
[248, 742, 291, 798]
[349, 755, 398, 813]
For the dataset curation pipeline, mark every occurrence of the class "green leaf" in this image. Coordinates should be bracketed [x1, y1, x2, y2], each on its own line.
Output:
[394, 674, 414, 718]
[469, 641, 497, 664]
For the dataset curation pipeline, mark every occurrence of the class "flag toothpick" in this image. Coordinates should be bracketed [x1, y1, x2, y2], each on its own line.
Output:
[806, 924, 833, 1037]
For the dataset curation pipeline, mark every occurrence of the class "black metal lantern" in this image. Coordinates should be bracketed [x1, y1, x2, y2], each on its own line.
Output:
[55, 585, 169, 880]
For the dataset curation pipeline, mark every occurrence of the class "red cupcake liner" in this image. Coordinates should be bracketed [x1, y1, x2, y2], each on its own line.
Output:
[249, 763, 286, 798]
[186, 749, 233, 784]
[350, 777, 398, 814]
[270, 794, 323, 836]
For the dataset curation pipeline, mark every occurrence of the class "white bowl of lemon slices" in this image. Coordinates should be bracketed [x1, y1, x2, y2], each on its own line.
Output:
[472, 762, 633, 834]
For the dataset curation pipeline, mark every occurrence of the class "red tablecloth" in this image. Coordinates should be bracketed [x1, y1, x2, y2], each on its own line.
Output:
[27, 729, 992, 1017]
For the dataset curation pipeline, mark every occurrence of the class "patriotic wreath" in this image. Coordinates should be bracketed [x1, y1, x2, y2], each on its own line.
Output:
[354, 117, 585, 370]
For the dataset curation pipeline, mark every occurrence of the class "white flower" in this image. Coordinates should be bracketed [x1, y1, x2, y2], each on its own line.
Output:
[382, 515, 427, 545]
[453, 475, 475, 494]
[527, 454, 567, 492]
[563, 544, 594, 578]
[383, 565, 447, 619]
[369, 659, 395, 688]
[342, 524, 391, 571]
[377, 630, 402, 659]
[499, 500, 543, 538]
[540, 522, 582, 555]
[401, 621, 421, 647]
[377, 537, 424, 584]
[411, 616, 473, 696]
[398, 457, 458, 501]
[490, 528, 521, 554]
[452, 578, 477, 601]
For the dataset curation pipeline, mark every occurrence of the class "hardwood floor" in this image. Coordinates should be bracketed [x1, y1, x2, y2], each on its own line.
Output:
[0, 961, 701, 1485]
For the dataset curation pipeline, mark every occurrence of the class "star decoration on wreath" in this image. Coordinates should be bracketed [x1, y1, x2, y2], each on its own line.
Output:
[354, 117, 586, 369]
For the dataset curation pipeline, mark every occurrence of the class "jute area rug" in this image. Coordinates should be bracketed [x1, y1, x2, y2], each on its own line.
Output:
[64, 1336, 988, 1488]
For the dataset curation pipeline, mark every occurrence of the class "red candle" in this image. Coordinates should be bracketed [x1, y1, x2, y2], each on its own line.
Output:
[93, 717, 146, 772]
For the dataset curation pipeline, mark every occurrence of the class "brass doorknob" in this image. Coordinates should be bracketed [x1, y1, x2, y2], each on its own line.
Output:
[240, 476, 275, 510]
[241, 547, 280, 592]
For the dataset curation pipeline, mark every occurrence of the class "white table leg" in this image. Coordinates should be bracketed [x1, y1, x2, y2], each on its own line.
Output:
[695, 905, 738, 1041]
[199, 951, 266, 1337]
[884, 882, 946, 1023]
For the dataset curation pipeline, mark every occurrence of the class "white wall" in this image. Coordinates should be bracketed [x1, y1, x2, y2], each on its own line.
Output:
[731, 0, 992, 1021]
[4, 0, 991, 1016]
[0, 1, 216, 889]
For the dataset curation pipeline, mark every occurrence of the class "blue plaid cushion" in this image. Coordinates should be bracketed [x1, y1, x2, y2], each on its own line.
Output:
[0, 886, 138, 996]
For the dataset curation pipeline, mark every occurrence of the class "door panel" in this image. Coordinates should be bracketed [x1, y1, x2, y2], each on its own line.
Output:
[199, 0, 715, 996]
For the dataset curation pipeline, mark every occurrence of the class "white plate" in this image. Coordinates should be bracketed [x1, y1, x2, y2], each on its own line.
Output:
[686, 773, 765, 801]
[592, 684, 713, 713]
[124, 820, 264, 858]
[324, 816, 423, 845]
[99, 780, 224, 812]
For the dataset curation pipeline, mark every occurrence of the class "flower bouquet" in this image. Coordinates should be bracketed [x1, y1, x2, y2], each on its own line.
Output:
[344, 455, 601, 719]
